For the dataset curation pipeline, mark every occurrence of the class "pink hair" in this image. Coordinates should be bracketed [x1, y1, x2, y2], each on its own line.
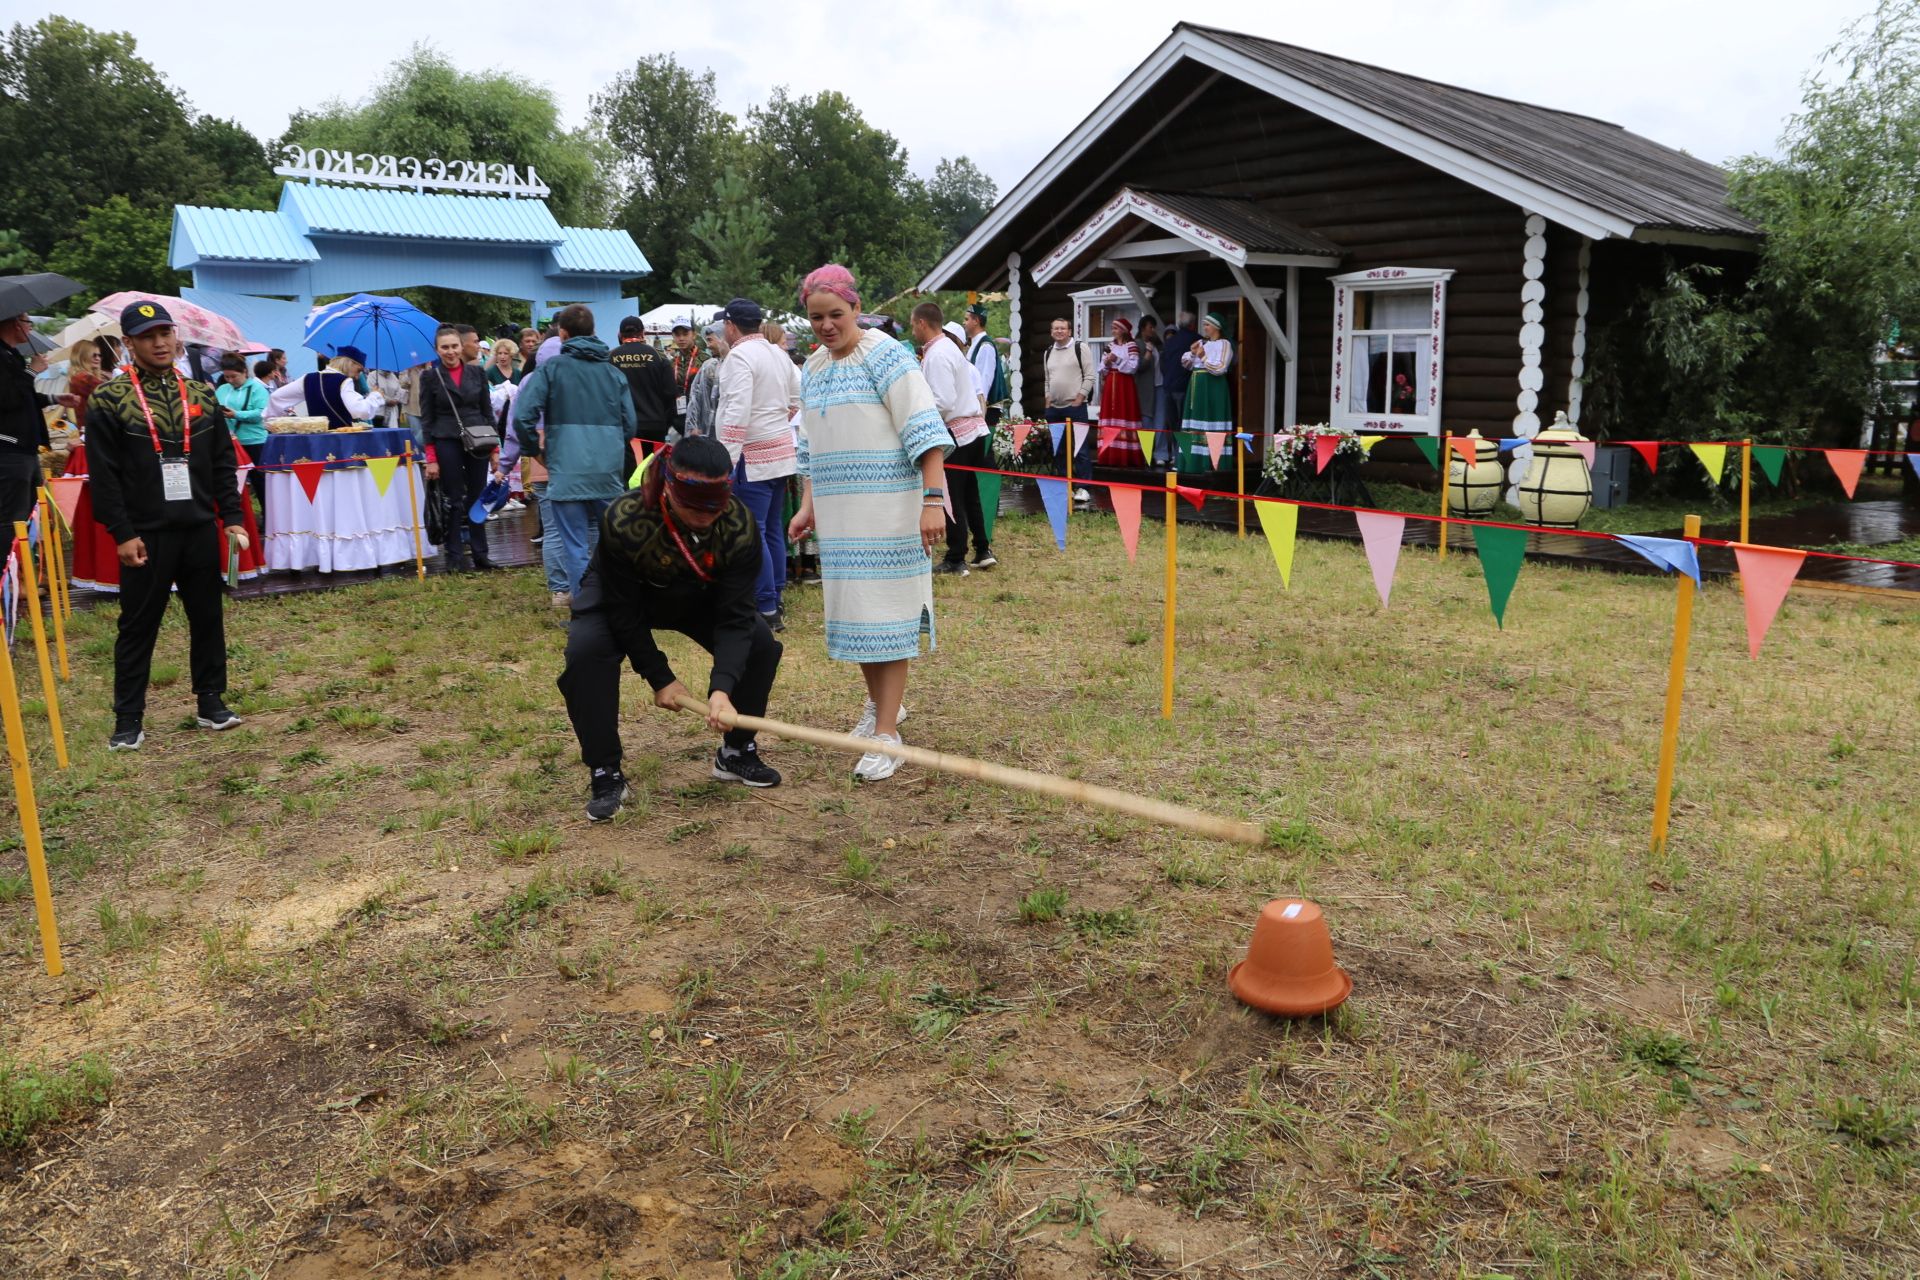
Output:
[800, 263, 860, 311]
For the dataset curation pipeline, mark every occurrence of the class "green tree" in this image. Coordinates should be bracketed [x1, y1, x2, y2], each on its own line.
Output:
[0, 229, 31, 273]
[282, 45, 612, 227]
[925, 156, 998, 255]
[45, 196, 185, 301]
[676, 168, 777, 305]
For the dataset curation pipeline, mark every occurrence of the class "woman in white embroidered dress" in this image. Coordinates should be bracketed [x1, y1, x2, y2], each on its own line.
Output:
[788, 264, 952, 782]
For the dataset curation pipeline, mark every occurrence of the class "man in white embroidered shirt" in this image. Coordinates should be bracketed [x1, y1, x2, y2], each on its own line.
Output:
[713, 296, 801, 631]
[911, 302, 992, 575]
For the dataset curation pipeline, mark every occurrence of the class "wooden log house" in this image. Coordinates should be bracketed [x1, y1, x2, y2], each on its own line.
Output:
[921, 24, 1759, 468]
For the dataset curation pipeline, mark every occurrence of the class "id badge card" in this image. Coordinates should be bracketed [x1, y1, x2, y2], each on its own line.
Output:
[161, 460, 192, 502]
[676, 395, 687, 416]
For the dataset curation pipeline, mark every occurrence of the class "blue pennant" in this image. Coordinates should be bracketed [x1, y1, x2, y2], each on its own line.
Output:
[1617, 534, 1701, 584]
[1035, 478, 1069, 550]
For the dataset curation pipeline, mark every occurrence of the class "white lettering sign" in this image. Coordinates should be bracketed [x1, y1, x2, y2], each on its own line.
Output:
[273, 145, 550, 198]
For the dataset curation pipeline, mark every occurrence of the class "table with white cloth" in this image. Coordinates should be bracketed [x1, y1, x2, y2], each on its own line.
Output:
[258, 429, 436, 572]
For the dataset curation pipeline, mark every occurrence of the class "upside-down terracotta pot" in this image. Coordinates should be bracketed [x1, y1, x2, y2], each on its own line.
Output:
[1229, 898, 1352, 1018]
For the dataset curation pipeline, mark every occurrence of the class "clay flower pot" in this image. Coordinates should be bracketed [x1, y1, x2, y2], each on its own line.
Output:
[1229, 898, 1352, 1018]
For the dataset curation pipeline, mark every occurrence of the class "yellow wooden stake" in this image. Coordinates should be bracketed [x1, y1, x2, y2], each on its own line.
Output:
[12, 522, 67, 770]
[1739, 438, 1752, 545]
[1437, 430, 1451, 561]
[0, 621, 62, 976]
[403, 441, 427, 581]
[1235, 434, 1246, 539]
[46, 493, 72, 625]
[1650, 514, 1701, 854]
[36, 492, 69, 680]
[1161, 472, 1177, 721]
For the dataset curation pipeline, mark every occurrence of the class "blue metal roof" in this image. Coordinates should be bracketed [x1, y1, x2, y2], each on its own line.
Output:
[281, 183, 565, 244]
[172, 205, 319, 267]
[551, 227, 651, 275]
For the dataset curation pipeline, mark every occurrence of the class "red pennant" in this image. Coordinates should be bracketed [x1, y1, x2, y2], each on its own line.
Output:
[1111, 485, 1142, 562]
[1098, 425, 1121, 452]
[1733, 545, 1805, 658]
[1011, 423, 1032, 455]
[1176, 485, 1209, 511]
[46, 477, 84, 530]
[1627, 441, 1659, 473]
[291, 458, 327, 503]
[1313, 434, 1340, 474]
[1824, 449, 1866, 498]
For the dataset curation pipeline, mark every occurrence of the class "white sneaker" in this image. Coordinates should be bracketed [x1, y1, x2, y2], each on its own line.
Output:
[853, 733, 904, 782]
[1073, 487, 1091, 503]
[851, 700, 909, 739]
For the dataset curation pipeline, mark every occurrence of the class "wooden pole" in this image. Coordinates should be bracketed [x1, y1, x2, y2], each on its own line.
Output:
[1235, 434, 1246, 539]
[1650, 514, 1701, 854]
[1162, 471, 1177, 721]
[1739, 438, 1752, 545]
[47, 492, 72, 625]
[12, 522, 67, 770]
[1235, 298, 1246, 461]
[36, 492, 68, 680]
[670, 693, 1264, 847]
[0, 605, 62, 976]
[402, 441, 427, 581]
[1437, 431, 1451, 561]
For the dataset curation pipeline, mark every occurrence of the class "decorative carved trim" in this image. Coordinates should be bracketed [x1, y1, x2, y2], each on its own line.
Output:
[1033, 188, 1250, 285]
[1567, 237, 1592, 425]
[1328, 272, 1450, 435]
[1514, 214, 1547, 438]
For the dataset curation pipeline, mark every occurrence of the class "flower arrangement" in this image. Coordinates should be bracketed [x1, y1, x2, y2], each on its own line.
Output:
[1261, 423, 1368, 486]
[990, 419, 1054, 473]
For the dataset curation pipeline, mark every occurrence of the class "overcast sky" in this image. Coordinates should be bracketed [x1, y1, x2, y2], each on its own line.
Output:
[27, 0, 1859, 193]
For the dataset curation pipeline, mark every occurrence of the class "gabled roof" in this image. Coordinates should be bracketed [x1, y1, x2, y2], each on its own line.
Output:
[923, 24, 1756, 292]
[550, 226, 651, 275]
[171, 206, 318, 267]
[280, 183, 565, 244]
[1141, 190, 1346, 257]
[1033, 187, 1343, 286]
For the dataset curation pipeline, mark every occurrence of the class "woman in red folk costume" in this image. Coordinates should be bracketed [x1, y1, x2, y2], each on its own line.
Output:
[1095, 316, 1145, 467]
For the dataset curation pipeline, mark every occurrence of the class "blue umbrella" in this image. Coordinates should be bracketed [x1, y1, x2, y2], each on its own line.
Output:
[303, 293, 442, 372]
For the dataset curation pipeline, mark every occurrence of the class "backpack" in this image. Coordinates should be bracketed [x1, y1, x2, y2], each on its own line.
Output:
[973, 334, 1010, 405]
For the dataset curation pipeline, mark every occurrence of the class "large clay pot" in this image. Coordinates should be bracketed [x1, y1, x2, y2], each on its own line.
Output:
[1446, 430, 1502, 517]
[1515, 412, 1592, 529]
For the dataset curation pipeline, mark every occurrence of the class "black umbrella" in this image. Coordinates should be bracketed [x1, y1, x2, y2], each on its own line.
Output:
[13, 331, 56, 357]
[0, 272, 84, 318]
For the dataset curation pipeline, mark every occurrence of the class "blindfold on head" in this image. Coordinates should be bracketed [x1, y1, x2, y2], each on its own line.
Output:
[666, 469, 732, 514]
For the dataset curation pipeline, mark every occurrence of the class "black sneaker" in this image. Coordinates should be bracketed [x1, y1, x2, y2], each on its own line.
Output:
[932, 560, 969, 576]
[196, 701, 242, 731]
[760, 608, 786, 633]
[585, 768, 633, 822]
[712, 743, 780, 788]
[969, 549, 997, 569]
[108, 721, 144, 752]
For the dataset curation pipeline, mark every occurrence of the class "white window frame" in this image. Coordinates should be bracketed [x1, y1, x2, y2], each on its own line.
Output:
[1330, 266, 1453, 436]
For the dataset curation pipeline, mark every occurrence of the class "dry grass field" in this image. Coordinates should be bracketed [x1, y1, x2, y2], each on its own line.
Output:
[1, 504, 1916, 1279]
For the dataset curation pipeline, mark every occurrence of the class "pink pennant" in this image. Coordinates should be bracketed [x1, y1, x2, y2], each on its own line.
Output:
[1071, 421, 1089, 455]
[1627, 441, 1659, 473]
[1354, 511, 1406, 607]
[291, 458, 327, 503]
[1571, 440, 1597, 469]
[46, 477, 83, 530]
[1313, 434, 1340, 474]
[1205, 431, 1225, 468]
[1176, 485, 1209, 511]
[1824, 449, 1867, 498]
[1733, 545, 1805, 658]
[1011, 423, 1032, 455]
[1098, 425, 1121, 452]
[1111, 485, 1142, 562]
[236, 466, 252, 496]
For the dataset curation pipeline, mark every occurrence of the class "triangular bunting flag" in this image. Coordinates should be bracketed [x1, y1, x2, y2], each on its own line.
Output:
[235, 465, 251, 496]
[1570, 440, 1597, 469]
[1313, 434, 1340, 474]
[1824, 449, 1867, 499]
[1098, 425, 1121, 452]
[1176, 485, 1209, 511]
[977, 472, 1001, 545]
[46, 477, 83, 530]
[1254, 500, 1298, 588]
[1751, 445, 1786, 486]
[1616, 534, 1701, 584]
[1012, 422, 1033, 455]
[630, 438, 647, 465]
[1497, 436, 1528, 453]
[1046, 422, 1063, 452]
[1627, 441, 1659, 473]
[1449, 437, 1479, 469]
[1205, 431, 1225, 468]
[1237, 432, 1254, 450]
[1733, 545, 1805, 658]
[1412, 436, 1439, 468]
[1357, 434, 1387, 454]
[1689, 443, 1728, 485]
[1909, 453, 1920, 480]
[1111, 485, 1142, 563]
[628, 446, 658, 490]
[1474, 525, 1528, 628]
[1354, 511, 1405, 607]
[1137, 428, 1156, 463]
[365, 455, 399, 497]
[1071, 421, 1089, 455]
[1035, 478, 1069, 550]
[291, 458, 327, 503]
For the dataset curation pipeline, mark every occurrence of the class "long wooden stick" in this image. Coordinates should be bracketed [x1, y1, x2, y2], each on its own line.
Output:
[1650, 513, 1700, 854]
[670, 694, 1265, 847]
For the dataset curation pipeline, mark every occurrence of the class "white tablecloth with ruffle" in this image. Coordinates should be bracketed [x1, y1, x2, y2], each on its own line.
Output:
[263, 465, 435, 572]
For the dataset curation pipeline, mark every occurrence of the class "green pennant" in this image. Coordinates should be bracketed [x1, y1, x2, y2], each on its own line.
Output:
[1474, 526, 1528, 628]
[1412, 436, 1439, 468]
[1751, 445, 1787, 486]
[978, 472, 1002, 545]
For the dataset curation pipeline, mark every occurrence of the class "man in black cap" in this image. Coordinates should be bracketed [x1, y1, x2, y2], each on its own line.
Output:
[85, 302, 249, 751]
[668, 321, 702, 437]
[558, 434, 783, 821]
[0, 312, 81, 523]
[609, 316, 676, 456]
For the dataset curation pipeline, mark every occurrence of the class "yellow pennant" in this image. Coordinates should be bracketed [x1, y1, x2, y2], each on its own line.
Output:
[364, 454, 399, 497]
[1689, 443, 1728, 485]
[1137, 429, 1156, 462]
[1255, 500, 1299, 589]
[1357, 435, 1387, 454]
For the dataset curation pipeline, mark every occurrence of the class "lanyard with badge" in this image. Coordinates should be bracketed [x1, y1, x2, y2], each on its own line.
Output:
[128, 368, 196, 502]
